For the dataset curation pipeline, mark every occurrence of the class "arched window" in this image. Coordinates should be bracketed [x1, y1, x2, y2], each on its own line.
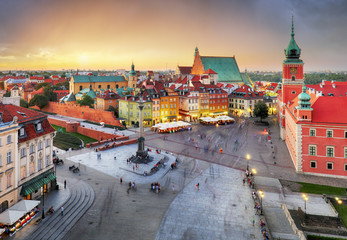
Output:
[79, 86, 83, 91]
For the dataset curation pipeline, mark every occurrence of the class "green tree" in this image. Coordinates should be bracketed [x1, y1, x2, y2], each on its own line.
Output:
[3, 91, 11, 97]
[107, 105, 119, 118]
[20, 99, 29, 108]
[122, 121, 127, 128]
[54, 81, 69, 90]
[43, 86, 57, 101]
[29, 95, 49, 110]
[253, 101, 268, 122]
[36, 82, 51, 90]
[76, 95, 94, 107]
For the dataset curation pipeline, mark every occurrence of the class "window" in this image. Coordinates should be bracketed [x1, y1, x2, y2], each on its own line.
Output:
[107, 85, 110, 89]
[30, 161, 34, 175]
[98, 85, 101, 88]
[6, 151, 12, 164]
[7, 173, 12, 188]
[21, 148, 26, 158]
[165, 104, 168, 108]
[6, 135, 11, 144]
[36, 123, 42, 131]
[327, 130, 333, 138]
[79, 86, 83, 91]
[291, 76, 295, 81]
[345, 131, 347, 138]
[46, 139, 50, 147]
[326, 146, 334, 157]
[21, 166, 26, 179]
[309, 145, 316, 156]
[116, 84, 119, 89]
[327, 162, 333, 170]
[345, 164, 347, 171]
[38, 159, 42, 171]
[310, 161, 317, 168]
[153, 107, 155, 111]
[38, 141, 43, 150]
[46, 155, 49, 166]
[309, 129, 316, 137]
[30, 144, 34, 154]
[19, 128, 25, 137]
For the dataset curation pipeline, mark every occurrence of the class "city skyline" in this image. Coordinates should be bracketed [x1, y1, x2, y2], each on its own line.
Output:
[0, 0, 347, 71]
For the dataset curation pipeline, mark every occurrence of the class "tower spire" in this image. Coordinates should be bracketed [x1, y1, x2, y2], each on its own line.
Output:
[291, 11, 294, 37]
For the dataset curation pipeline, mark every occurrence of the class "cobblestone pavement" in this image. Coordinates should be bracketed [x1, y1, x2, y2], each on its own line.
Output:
[155, 164, 264, 240]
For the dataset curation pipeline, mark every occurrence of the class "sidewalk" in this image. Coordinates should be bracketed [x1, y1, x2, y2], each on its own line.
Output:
[12, 182, 70, 240]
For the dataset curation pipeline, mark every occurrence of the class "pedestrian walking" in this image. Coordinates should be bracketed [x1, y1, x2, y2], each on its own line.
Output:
[172, 183, 175, 193]
[132, 182, 135, 190]
[252, 217, 255, 226]
[196, 183, 200, 190]
[114, 154, 117, 160]
[242, 178, 245, 186]
[64, 180, 66, 189]
[133, 165, 135, 172]
[120, 177, 123, 184]
[61, 206, 64, 216]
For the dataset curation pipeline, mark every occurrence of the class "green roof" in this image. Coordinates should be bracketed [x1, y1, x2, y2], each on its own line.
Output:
[60, 92, 76, 102]
[87, 89, 97, 99]
[200, 56, 242, 83]
[241, 73, 253, 88]
[284, 16, 302, 63]
[20, 171, 56, 196]
[72, 75, 126, 83]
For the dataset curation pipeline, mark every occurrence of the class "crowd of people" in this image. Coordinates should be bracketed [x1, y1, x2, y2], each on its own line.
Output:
[151, 182, 161, 193]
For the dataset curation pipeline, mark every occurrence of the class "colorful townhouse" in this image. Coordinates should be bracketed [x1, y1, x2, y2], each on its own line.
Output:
[228, 85, 264, 117]
[95, 90, 120, 111]
[0, 103, 56, 213]
[118, 95, 153, 126]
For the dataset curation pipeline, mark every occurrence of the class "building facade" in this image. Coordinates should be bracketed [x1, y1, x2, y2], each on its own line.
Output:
[0, 103, 56, 213]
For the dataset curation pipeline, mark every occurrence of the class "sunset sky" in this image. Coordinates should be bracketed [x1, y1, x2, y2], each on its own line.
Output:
[0, 0, 346, 71]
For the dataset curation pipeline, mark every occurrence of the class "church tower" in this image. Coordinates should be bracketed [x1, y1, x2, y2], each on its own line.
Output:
[296, 80, 312, 121]
[282, 14, 304, 85]
[128, 62, 137, 88]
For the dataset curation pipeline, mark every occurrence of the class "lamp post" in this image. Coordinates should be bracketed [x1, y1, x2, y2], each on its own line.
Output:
[335, 197, 343, 205]
[42, 175, 48, 219]
[302, 193, 309, 216]
[259, 190, 264, 215]
[246, 154, 250, 171]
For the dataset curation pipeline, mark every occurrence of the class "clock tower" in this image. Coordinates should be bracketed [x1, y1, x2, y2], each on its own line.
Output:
[282, 15, 304, 85]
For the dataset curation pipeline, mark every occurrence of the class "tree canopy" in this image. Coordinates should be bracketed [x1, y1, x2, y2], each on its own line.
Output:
[253, 101, 268, 122]
[20, 99, 29, 108]
[107, 105, 119, 118]
[29, 95, 49, 109]
[36, 82, 51, 90]
[76, 95, 94, 107]
[43, 85, 57, 101]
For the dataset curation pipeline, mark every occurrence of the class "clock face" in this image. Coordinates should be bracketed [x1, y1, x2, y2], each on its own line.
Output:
[290, 67, 297, 74]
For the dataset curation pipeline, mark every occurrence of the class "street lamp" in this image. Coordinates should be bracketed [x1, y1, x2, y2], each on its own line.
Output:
[42, 175, 48, 219]
[246, 154, 251, 171]
[336, 197, 343, 205]
[259, 190, 264, 215]
[302, 193, 309, 216]
[251, 168, 257, 175]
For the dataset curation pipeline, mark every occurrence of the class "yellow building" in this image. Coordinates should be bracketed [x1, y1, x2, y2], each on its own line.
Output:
[0, 103, 56, 214]
[0, 117, 20, 211]
[159, 88, 179, 123]
[69, 75, 128, 95]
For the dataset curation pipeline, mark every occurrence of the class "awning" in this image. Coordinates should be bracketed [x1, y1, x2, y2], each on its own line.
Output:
[9, 200, 40, 212]
[20, 171, 56, 196]
[0, 210, 26, 225]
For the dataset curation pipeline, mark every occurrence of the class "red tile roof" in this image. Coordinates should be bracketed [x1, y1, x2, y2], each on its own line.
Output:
[178, 66, 192, 75]
[204, 68, 217, 74]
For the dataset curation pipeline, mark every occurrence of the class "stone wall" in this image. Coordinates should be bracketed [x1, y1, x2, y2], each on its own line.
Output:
[41, 102, 123, 127]
[48, 117, 129, 142]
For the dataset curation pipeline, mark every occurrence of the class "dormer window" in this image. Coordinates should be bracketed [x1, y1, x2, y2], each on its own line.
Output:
[19, 128, 25, 137]
[35, 122, 42, 132]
